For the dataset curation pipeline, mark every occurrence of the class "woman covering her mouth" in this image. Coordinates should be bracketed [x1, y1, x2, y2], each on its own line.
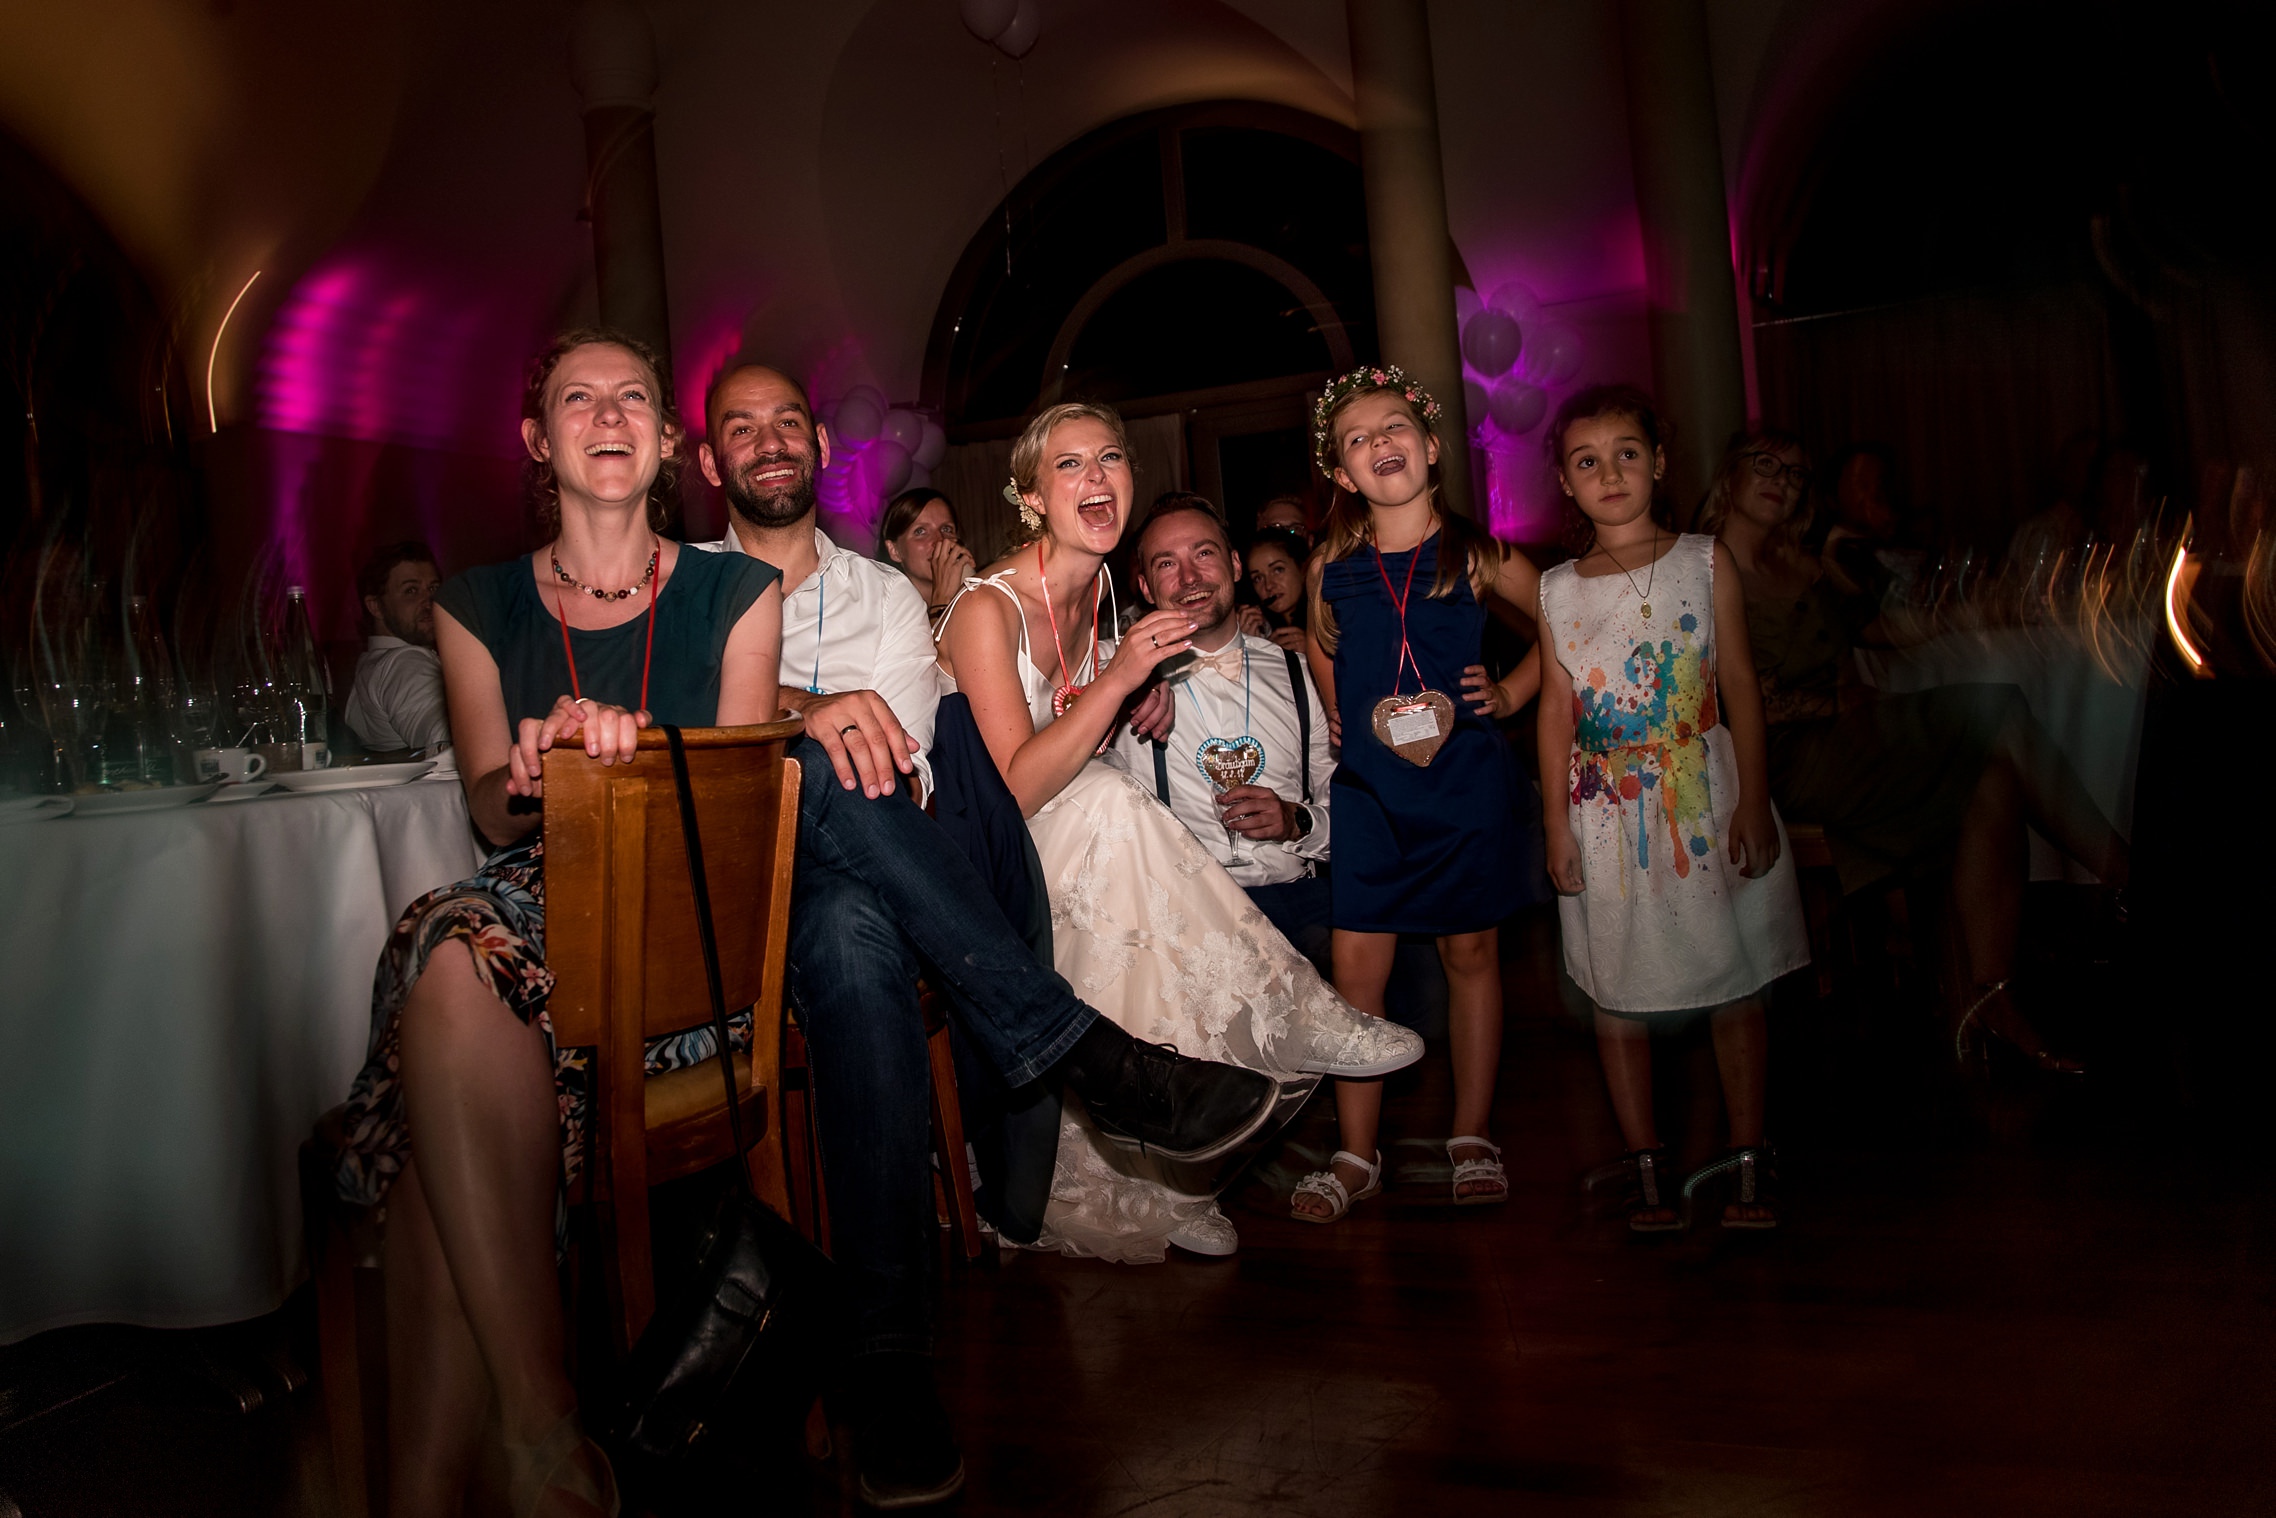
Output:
[932, 400, 1424, 1263]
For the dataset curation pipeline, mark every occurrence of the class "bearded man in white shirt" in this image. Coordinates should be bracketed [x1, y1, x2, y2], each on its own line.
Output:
[343, 541, 449, 753]
[1113, 494, 1336, 963]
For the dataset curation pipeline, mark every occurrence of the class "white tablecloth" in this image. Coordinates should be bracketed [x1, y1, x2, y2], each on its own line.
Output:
[0, 777, 483, 1343]
[1855, 625, 2149, 881]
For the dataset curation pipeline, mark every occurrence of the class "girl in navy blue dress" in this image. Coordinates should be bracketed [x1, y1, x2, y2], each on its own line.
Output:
[1289, 366, 1543, 1223]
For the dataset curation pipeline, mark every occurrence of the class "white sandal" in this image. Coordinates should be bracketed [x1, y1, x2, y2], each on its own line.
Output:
[1447, 1136, 1507, 1207]
[1290, 1149, 1383, 1224]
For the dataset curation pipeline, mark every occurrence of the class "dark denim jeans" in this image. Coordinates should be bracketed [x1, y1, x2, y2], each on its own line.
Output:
[783, 737, 1097, 1354]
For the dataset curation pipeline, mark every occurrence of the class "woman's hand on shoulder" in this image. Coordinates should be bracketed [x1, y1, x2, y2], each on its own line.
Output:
[508, 695, 649, 798]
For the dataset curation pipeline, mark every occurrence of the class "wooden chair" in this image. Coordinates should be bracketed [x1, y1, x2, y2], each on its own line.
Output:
[304, 719, 806, 1517]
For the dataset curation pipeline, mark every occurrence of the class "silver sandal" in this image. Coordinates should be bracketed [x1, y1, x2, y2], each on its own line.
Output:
[1446, 1135, 1507, 1207]
[1290, 1148, 1383, 1223]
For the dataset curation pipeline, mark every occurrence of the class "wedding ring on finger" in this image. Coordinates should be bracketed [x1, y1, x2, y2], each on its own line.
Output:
[840, 723, 862, 738]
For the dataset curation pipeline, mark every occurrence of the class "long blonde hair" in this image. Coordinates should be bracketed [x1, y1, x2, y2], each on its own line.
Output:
[1006, 401, 1135, 545]
[1307, 383, 1502, 654]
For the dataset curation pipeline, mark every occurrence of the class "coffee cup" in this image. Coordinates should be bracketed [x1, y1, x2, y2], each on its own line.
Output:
[197, 747, 269, 784]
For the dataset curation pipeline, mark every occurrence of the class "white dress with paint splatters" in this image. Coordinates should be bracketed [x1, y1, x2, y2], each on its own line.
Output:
[1539, 535, 1808, 1013]
[938, 573, 1418, 1262]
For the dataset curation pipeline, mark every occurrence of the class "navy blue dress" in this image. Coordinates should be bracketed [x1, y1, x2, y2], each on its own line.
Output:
[1323, 532, 1527, 935]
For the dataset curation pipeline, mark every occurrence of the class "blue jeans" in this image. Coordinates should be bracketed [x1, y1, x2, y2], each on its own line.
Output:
[784, 737, 1098, 1354]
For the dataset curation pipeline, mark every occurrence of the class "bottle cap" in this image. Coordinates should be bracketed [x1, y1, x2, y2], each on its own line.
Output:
[286, 585, 307, 596]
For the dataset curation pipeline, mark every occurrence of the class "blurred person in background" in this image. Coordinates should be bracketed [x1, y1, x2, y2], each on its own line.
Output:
[1255, 493, 1312, 547]
[1243, 525, 1311, 654]
[343, 540, 450, 754]
[879, 487, 976, 626]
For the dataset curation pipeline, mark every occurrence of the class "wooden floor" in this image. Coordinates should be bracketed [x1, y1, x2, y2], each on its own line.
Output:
[4, 900, 2271, 1517]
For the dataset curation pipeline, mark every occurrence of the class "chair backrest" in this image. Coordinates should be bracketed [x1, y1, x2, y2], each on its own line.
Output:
[543, 719, 804, 1051]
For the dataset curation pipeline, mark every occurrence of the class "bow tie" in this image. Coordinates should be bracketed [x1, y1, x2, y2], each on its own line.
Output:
[1194, 642, 1248, 682]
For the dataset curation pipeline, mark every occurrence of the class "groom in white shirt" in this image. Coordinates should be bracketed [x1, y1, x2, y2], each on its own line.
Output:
[1112, 494, 1337, 963]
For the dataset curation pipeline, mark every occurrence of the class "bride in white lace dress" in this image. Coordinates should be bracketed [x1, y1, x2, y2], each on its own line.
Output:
[934, 402, 1421, 1262]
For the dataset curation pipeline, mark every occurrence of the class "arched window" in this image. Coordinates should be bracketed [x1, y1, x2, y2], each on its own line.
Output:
[923, 103, 1394, 544]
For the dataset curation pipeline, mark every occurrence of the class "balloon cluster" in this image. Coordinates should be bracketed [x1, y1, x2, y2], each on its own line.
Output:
[1453, 281, 1584, 443]
[960, 0, 1040, 57]
[816, 384, 950, 535]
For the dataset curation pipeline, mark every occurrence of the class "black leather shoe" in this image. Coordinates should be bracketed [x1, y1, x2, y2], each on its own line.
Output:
[1070, 1035, 1278, 1164]
[852, 1354, 964, 1510]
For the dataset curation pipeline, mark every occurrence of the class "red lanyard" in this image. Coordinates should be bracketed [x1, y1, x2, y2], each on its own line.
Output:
[1037, 540, 1102, 698]
[552, 554, 661, 714]
[1370, 538, 1430, 696]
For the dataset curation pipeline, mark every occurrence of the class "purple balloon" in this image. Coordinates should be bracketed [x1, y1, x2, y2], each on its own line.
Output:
[834, 392, 883, 444]
[1523, 323, 1584, 387]
[1488, 378, 1548, 436]
[870, 439, 913, 498]
[914, 419, 947, 470]
[995, 0, 1039, 57]
[883, 408, 925, 454]
[960, 0, 1018, 42]
[1460, 308, 1522, 378]
[1462, 378, 1489, 436]
[1489, 281, 1541, 324]
[1455, 286, 1482, 324]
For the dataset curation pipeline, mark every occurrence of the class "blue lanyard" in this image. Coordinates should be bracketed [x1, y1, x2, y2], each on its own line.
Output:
[1176, 639, 1253, 740]
[805, 572, 825, 695]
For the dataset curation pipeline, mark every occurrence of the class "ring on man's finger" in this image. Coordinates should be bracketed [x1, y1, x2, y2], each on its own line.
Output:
[1149, 634, 1158, 647]
[840, 723, 862, 738]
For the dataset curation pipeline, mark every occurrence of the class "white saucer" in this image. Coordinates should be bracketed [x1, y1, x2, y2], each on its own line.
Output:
[204, 779, 283, 803]
[270, 759, 438, 793]
[70, 782, 225, 816]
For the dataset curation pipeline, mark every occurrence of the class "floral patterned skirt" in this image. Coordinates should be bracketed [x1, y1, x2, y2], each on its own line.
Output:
[331, 834, 750, 1231]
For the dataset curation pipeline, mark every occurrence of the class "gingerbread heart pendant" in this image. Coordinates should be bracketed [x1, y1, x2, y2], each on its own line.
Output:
[1195, 735, 1265, 792]
[1371, 690, 1455, 767]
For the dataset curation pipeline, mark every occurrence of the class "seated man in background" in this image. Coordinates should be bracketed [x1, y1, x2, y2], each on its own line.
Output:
[342, 540, 449, 753]
[1113, 494, 1334, 962]
[1254, 492, 1313, 547]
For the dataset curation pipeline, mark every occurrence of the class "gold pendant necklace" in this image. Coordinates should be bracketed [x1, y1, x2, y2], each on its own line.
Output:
[1601, 528, 1660, 619]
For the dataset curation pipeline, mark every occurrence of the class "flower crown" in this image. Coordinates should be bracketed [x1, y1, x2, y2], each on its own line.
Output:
[1311, 364, 1442, 476]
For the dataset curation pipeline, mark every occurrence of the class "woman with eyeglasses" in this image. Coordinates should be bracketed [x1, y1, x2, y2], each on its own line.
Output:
[1699, 431, 2129, 1077]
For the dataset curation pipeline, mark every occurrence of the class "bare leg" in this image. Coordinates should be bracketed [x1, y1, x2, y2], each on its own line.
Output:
[1438, 929, 1504, 1197]
[1593, 1011, 1660, 1152]
[1595, 1011, 1675, 1228]
[382, 1159, 489, 1517]
[1707, 998, 1767, 1149]
[395, 941, 603, 1513]
[1949, 750, 2079, 1069]
[1292, 929, 1396, 1218]
[1995, 715, 2130, 885]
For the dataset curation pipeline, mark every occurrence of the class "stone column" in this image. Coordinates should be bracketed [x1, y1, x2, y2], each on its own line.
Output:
[1347, 0, 1473, 517]
[1618, 0, 1746, 518]
[569, 0, 672, 369]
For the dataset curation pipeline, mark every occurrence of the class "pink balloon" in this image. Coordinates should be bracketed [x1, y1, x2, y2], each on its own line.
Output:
[1460, 308, 1522, 378]
[1489, 281, 1541, 324]
[960, 0, 1018, 42]
[883, 408, 925, 454]
[1523, 323, 1583, 387]
[1455, 286, 1482, 324]
[1462, 378, 1489, 436]
[995, 0, 1039, 57]
[1488, 378, 1548, 436]
[914, 419, 947, 470]
[869, 440, 913, 498]
[834, 392, 883, 443]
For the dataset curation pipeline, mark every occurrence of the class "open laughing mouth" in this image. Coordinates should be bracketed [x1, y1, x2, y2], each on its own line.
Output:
[1077, 492, 1117, 528]
[1372, 454, 1407, 477]
[585, 441, 634, 457]
[746, 459, 800, 490]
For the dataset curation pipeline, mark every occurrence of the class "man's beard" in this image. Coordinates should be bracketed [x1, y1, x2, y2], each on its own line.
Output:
[724, 455, 817, 530]
[384, 605, 435, 648]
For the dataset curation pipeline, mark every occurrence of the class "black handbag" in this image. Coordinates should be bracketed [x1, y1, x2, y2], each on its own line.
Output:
[610, 726, 839, 1471]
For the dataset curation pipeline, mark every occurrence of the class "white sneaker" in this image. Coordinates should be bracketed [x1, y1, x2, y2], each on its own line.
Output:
[1167, 1209, 1239, 1257]
[1293, 1015, 1424, 1078]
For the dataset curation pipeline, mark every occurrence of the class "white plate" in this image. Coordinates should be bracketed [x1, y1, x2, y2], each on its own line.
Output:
[269, 760, 438, 793]
[0, 795, 73, 823]
[70, 782, 225, 815]
[204, 779, 283, 803]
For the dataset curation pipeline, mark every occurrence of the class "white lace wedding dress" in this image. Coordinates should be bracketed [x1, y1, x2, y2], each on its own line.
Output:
[939, 573, 1421, 1262]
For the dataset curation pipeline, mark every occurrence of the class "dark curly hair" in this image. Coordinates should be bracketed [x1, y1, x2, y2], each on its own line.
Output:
[1546, 383, 1674, 552]
[520, 326, 682, 537]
